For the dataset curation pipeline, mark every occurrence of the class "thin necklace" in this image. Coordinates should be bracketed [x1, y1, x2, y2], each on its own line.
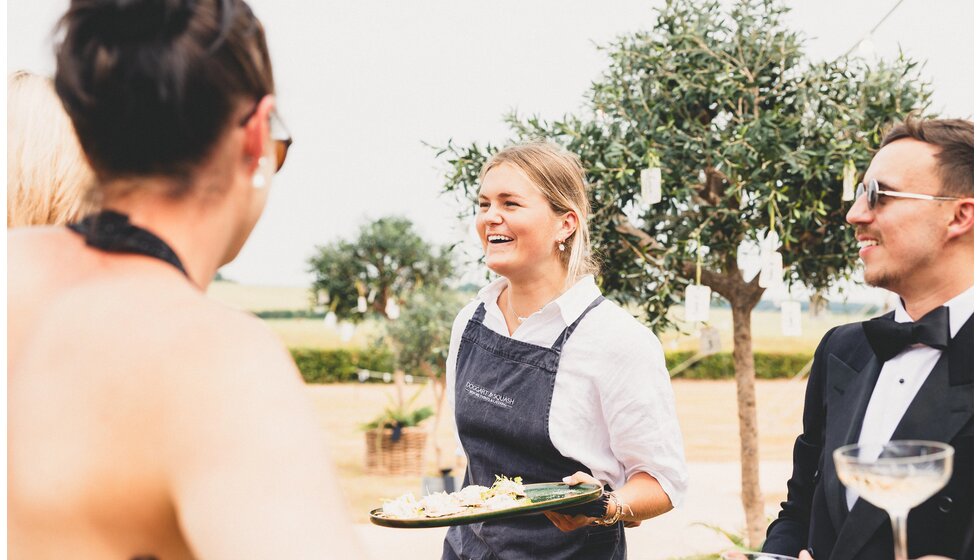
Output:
[506, 291, 530, 323]
[505, 285, 554, 323]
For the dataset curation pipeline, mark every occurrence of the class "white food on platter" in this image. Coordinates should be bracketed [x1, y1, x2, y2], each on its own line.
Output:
[378, 475, 532, 519]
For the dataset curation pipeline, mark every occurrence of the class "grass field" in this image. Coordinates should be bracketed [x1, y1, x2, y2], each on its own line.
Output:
[206, 281, 876, 355]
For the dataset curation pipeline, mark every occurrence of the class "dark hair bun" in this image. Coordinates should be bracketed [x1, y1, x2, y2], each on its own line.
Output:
[83, 0, 195, 44]
[54, 0, 275, 187]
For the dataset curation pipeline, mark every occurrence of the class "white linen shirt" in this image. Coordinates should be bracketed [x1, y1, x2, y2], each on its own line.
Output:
[846, 286, 974, 510]
[445, 275, 688, 508]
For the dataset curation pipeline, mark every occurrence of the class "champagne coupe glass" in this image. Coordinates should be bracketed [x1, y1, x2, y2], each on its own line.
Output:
[833, 440, 953, 560]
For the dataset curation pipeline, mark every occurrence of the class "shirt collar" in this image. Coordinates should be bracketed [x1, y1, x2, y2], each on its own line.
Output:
[894, 285, 974, 336]
[476, 275, 601, 326]
[552, 275, 602, 326]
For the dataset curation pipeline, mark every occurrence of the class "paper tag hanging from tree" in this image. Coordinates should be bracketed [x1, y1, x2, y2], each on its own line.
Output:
[685, 234, 711, 322]
[357, 296, 368, 313]
[758, 251, 784, 289]
[640, 167, 662, 205]
[762, 230, 780, 253]
[781, 300, 803, 336]
[685, 284, 711, 323]
[339, 321, 356, 342]
[842, 160, 857, 201]
[698, 326, 722, 355]
[323, 311, 338, 329]
[385, 298, 401, 320]
[736, 242, 755, 273]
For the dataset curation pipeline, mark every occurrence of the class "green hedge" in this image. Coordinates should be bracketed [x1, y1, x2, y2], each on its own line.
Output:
[665, 352, 811, 379]
[290, 347, 393, 383]
[289, 347, 810, 383]
[255, 309, 325, 319]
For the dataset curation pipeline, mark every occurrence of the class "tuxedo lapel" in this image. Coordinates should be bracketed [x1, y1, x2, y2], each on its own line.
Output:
[829, 315, 974, 560]
[823, 352, 882, 532]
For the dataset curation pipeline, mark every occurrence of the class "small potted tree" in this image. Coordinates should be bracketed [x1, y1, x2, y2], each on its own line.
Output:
[382, 287, 462, 488]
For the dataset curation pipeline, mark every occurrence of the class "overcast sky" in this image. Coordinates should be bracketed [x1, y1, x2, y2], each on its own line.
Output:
[7, 0, 974, 287]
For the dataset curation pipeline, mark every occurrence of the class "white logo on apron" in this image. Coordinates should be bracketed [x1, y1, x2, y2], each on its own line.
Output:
[464, 381, 516, 409]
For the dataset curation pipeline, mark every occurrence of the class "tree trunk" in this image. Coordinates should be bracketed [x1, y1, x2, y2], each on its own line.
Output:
[421, 363, 447, 469]
[731, 302, 766, 548]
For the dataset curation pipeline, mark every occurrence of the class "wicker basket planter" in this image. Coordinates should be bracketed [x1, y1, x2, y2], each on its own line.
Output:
[364, 426, 428, 475]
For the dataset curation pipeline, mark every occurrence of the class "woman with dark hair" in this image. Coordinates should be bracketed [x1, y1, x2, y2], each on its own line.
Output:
[8, 1, 364, 558]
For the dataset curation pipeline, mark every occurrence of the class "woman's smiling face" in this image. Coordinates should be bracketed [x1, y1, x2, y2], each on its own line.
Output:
[475, 163, 566, 281]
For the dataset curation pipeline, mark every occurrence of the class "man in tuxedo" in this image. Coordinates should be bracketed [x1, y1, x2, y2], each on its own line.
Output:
[763, 117, 974, 560]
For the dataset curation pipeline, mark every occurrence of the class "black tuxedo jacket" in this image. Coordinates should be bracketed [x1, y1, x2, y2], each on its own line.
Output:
[763, 313, 974, 560]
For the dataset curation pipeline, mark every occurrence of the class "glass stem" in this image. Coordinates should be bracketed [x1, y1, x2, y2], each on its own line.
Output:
[890, 509, 909, 560]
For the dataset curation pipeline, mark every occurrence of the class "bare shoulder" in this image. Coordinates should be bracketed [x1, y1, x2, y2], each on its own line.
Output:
[162, 298, 301, 392]
[8, 227, 78, 285]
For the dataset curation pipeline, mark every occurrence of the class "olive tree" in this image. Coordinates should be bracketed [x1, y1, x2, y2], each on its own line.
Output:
[435, 0, 930, 545]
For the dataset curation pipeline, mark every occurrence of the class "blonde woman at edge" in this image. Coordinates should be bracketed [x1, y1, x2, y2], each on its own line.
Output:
[8, 0, 363, 558]
[7, 71, 96, 227]
[443, 142, 688, 560]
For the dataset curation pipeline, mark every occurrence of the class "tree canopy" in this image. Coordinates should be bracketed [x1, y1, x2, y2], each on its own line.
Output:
[309, 217, 456, 322]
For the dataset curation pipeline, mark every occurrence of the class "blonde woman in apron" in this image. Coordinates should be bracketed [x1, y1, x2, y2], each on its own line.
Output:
[443, 143, 688, 559]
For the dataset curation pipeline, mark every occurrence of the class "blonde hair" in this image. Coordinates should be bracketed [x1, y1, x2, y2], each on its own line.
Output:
[7, 71, 95, 227]
[480, 142, 600, 288]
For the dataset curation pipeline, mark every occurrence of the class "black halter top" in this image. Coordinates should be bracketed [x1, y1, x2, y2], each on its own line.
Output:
[68, 210, 188, 277]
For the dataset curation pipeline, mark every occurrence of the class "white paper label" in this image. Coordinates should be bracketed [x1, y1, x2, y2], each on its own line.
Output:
[698, 326, 722, 355]
[842, 160, 856, 202]
[357, 296, 368, 313]
[640, 167, 662, 205]
[357, 369, 370, 383]
[339, 321, 356, 342]
[762, 230, 780, 253]
[685, 284, 712, 323]
[736, 242, 755, 273]
[385, 298, 401, 320]
[316, 289, 330, 305]
[382, 372, 392, 383]
[758, 251, 784, 289]
[781, 301, 803, 336]
[323, 311, 338, 329]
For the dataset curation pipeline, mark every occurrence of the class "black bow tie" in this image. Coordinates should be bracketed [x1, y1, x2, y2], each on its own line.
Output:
[862, 305, 951, 362]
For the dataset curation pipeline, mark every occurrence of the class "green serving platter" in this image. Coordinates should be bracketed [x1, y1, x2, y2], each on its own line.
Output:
[369, 482, 602, 529]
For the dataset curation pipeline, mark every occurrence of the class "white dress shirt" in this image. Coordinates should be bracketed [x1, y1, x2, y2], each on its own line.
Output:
[446, 275, 688, 508]
[846, 286, 974, 509]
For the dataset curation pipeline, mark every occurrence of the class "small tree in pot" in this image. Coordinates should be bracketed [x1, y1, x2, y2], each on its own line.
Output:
[384, 286, 465, 480]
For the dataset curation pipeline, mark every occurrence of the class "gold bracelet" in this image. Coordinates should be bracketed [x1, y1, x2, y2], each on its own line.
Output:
[593, 491, 624, 526]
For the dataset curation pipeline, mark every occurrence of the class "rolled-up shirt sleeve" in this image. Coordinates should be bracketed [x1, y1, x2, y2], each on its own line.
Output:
[599, 329, 688, 509]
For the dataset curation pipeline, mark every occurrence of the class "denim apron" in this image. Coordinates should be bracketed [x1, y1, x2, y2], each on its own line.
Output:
[442, 296, 626, 560]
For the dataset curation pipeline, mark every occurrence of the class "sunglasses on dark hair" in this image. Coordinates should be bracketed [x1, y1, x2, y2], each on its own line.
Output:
[855, 178, 962, 210]
[239, 101, 293, 173]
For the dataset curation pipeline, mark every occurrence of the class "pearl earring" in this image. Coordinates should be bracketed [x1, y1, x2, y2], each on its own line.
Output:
[558, 241, 566, 252]
[252, 157, 269, 189]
